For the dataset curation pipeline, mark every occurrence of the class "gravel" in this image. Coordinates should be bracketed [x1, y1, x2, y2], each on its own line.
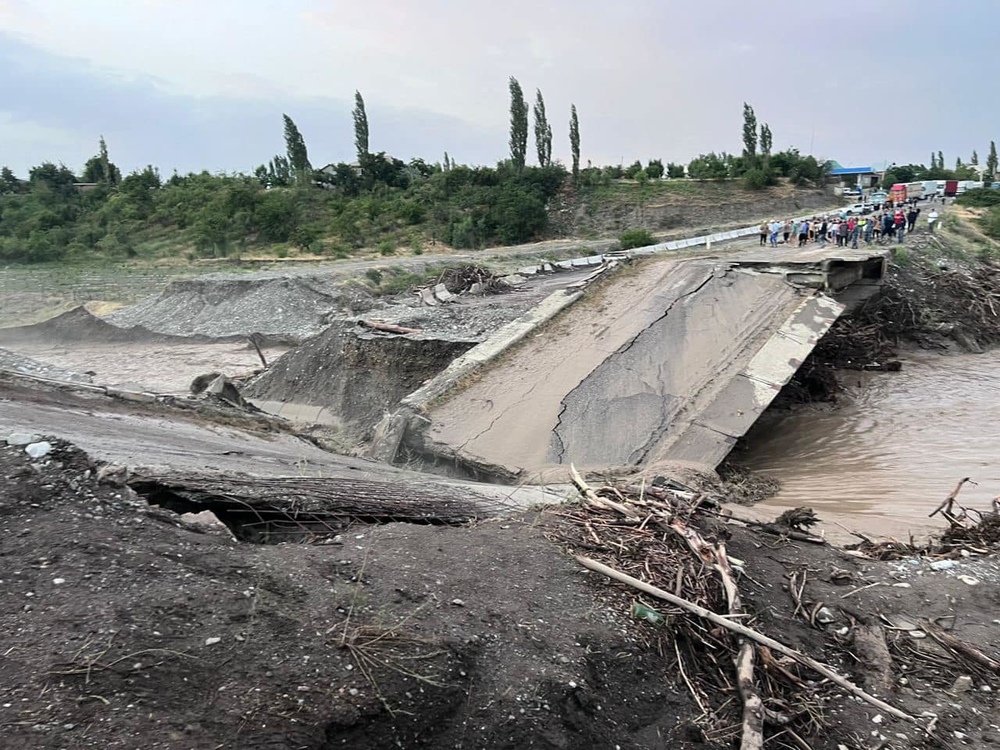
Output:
[0, 347, 94, 384]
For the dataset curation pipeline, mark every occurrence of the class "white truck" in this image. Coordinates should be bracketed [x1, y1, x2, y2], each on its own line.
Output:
[921, 180, 938, 199]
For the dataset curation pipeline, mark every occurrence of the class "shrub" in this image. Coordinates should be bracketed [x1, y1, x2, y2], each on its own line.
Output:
[980, 207, 1000, 240]
[666, 163, 686, 179]
[619, 228, 656, 250]
[743, 168, 768, 191]
[958, 189, 1000, 208]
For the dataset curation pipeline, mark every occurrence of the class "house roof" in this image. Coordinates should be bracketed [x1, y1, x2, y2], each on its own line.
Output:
[828, 166, 875, 176]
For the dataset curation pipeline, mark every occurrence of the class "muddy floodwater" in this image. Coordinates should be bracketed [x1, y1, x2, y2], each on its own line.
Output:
[739, 349, 1000, 541]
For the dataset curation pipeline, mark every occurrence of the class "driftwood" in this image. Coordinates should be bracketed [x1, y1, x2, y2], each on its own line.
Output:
[929, 477, 972, 518]
[359, 320, 422, 335]
[247, 333, 269, 369]
[576, 555, 917, 724]
[921, 620, 1000, 675]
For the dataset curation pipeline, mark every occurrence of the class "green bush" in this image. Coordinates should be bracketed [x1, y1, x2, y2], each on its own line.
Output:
[619, 228, 656, 250]
[958, 189, 1000, 208]
[743, 168, 769, 191]
[666, 163, 686, 179]
[980, 207, 1000, 240]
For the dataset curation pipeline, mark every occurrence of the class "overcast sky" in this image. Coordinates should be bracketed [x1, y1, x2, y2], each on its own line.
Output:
[1, 0, 997, 177]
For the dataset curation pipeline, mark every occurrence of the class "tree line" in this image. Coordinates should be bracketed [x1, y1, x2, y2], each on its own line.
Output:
[3, 82, 950, 266]
[882, 142, 999, 189]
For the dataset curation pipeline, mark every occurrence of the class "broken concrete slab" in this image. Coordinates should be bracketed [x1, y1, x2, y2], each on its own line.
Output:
[401, 255, 848, 479]
[433, 284, 455, 304]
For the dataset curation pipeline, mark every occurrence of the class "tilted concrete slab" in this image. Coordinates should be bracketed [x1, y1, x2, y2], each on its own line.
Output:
[644, 293, 845, 470]
[408, 255, 844, 479]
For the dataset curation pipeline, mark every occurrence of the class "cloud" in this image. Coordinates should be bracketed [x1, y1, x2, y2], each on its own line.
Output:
[0, 0, 997, 174]
[0, 33, 505, 175]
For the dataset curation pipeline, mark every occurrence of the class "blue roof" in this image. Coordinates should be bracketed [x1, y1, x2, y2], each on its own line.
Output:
[828, 166, 875, 176]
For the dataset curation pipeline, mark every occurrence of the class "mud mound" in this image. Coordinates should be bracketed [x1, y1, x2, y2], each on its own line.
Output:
[0, 347, 93, 384]
[107, 275, 350, 340]
[0, 306, 206, 346]
[0, 439, 693, 750]
[245, 325, 475, 436]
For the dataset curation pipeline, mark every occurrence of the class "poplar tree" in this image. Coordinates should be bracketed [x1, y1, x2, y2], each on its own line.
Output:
[352, 91, 369, 161]
[759, 123, 773, 168]
[987, 141, 998, 180]
[282, 114, 311, 181]
[742, 103, 758, 167]
[533, 89, 552, 167]
[508, 77, 528, 171]
[569, 104, 580, 180]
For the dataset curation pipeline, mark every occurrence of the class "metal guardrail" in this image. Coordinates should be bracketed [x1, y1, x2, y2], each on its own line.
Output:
[526, 204, 858, 273]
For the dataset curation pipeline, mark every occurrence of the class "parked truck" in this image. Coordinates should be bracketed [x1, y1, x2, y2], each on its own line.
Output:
[921, 180, 938, 199]
[944, 180, 959, 197]
[905, 182, 924, 200]
[889, 183, 907, 204]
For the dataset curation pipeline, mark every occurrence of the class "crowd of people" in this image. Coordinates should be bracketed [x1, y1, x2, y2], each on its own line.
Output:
[758, 204, 940, 249]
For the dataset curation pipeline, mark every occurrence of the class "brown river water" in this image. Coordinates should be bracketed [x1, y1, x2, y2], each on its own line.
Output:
[738, 349, 1000, 542]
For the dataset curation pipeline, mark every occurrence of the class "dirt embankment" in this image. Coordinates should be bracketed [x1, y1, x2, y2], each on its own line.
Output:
[244, 326, 476, 438]
[549, 183, 838, 239]
[1, 437, 998, 750]
[0, 306, 290, 348]
[106, 275, 355, 341]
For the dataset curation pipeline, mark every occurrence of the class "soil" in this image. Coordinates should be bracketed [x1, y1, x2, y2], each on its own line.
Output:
[243, 325, 476, 439]
[2, 437, 998, 750]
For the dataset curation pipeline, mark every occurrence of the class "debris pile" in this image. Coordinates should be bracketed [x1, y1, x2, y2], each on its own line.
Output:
[850, 477, 1000, 561]
[416, 264, 515, 306]
[543, 467, 1000, 748]
[547, 470, 861, 747]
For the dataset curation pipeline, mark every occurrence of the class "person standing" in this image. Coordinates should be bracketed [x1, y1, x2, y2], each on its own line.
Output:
[759, 222, 768, 246]
[927, 208, 939, 233]
[906, 207, 918, 233]
[798, 219, 810, 247]
[863, 217, 874, 244]
[782, 219, 792, 245]
[769, 219, 782, 248]
[819, 217, 828, 247]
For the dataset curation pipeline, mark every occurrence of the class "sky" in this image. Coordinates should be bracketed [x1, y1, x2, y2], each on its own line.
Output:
[1, 0, 998, 177]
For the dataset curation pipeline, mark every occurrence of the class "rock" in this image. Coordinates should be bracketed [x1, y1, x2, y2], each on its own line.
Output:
[450, 598, 465, 607]
[951, 676, 974, 693]
[6, 432, 39, 446]
[957, 575, 979, 586]
[929, 559, 956, 571]
[25, 441, 53, 459]
[180, 511, 231, 535]
[204, 637, 222, 646]
[815, 606, 836, 624]
[97, 464, 129, 486]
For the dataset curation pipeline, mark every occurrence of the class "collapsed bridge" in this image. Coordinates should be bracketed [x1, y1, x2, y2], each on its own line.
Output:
[372, 244, 887, 482]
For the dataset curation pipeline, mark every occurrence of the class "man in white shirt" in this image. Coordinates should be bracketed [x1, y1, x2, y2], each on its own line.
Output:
[927, 209, 939, 233]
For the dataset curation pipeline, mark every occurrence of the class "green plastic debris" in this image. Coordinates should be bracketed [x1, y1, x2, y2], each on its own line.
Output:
[631, 602, 665, 625]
